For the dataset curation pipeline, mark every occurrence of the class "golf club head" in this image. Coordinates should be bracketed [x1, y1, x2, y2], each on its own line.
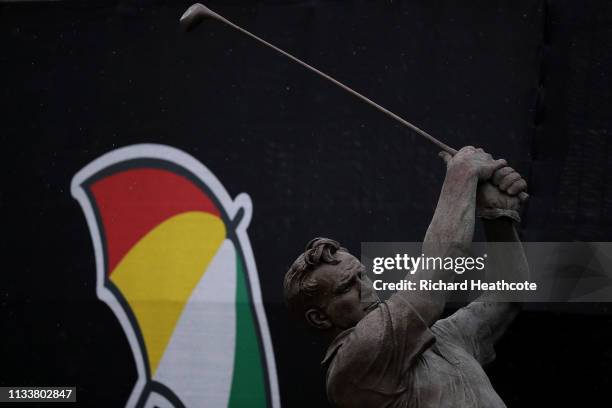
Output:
[180, 3, 218, 32]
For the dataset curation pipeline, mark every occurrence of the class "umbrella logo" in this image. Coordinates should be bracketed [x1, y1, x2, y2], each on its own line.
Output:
[71, 144, 280, 408]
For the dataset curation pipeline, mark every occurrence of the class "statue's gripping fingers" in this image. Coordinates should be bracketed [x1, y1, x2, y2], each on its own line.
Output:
[439, 147, 507, 181]
[477, 166, 528, 222]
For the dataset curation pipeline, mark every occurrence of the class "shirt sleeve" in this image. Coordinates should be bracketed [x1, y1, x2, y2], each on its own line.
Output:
[326, 295, 434, 407]
[433, 302, 508, 366]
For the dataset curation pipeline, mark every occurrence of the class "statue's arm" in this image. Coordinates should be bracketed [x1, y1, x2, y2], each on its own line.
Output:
[441, 218, 528, 363]
[469, 218, 529, 342]
[398, 147, 506, 326]
[462, 165, 530, 338]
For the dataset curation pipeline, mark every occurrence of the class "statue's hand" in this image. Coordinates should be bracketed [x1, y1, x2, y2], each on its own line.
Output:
[439, 146, 507, 181]
[477, 166, 527, 222]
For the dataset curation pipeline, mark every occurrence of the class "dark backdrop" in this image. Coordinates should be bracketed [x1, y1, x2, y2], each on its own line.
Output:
[2, 0, 612, 406]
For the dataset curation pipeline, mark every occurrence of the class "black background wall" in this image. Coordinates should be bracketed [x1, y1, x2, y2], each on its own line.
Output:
[2, 0, 612, 406]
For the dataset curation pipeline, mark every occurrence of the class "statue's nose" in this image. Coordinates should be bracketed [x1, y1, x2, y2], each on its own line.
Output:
[360, 279, 380, 304]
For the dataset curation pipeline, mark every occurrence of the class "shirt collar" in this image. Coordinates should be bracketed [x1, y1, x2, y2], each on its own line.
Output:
[321, 328, 355, 366]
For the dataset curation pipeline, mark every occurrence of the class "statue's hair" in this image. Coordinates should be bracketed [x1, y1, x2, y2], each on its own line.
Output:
[283, 237, 346, 318]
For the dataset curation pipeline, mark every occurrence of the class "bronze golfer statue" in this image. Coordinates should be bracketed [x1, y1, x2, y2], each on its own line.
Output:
[284, 147, 529, 407]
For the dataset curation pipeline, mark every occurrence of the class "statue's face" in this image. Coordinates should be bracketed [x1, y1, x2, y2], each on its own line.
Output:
[310, 251, 380, 330]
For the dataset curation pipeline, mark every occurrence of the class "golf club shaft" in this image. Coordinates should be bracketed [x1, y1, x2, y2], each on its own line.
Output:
[211, 11, 458, 155]
[183, 4, 528, 201]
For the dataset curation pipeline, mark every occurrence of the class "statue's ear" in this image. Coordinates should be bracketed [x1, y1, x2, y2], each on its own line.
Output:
[305, 308, 332, 330]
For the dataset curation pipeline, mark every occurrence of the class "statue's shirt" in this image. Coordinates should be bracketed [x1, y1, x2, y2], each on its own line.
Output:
[322, 296, 507, 407]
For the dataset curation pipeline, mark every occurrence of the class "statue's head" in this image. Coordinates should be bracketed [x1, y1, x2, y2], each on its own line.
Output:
[284, 238, 380, 334]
